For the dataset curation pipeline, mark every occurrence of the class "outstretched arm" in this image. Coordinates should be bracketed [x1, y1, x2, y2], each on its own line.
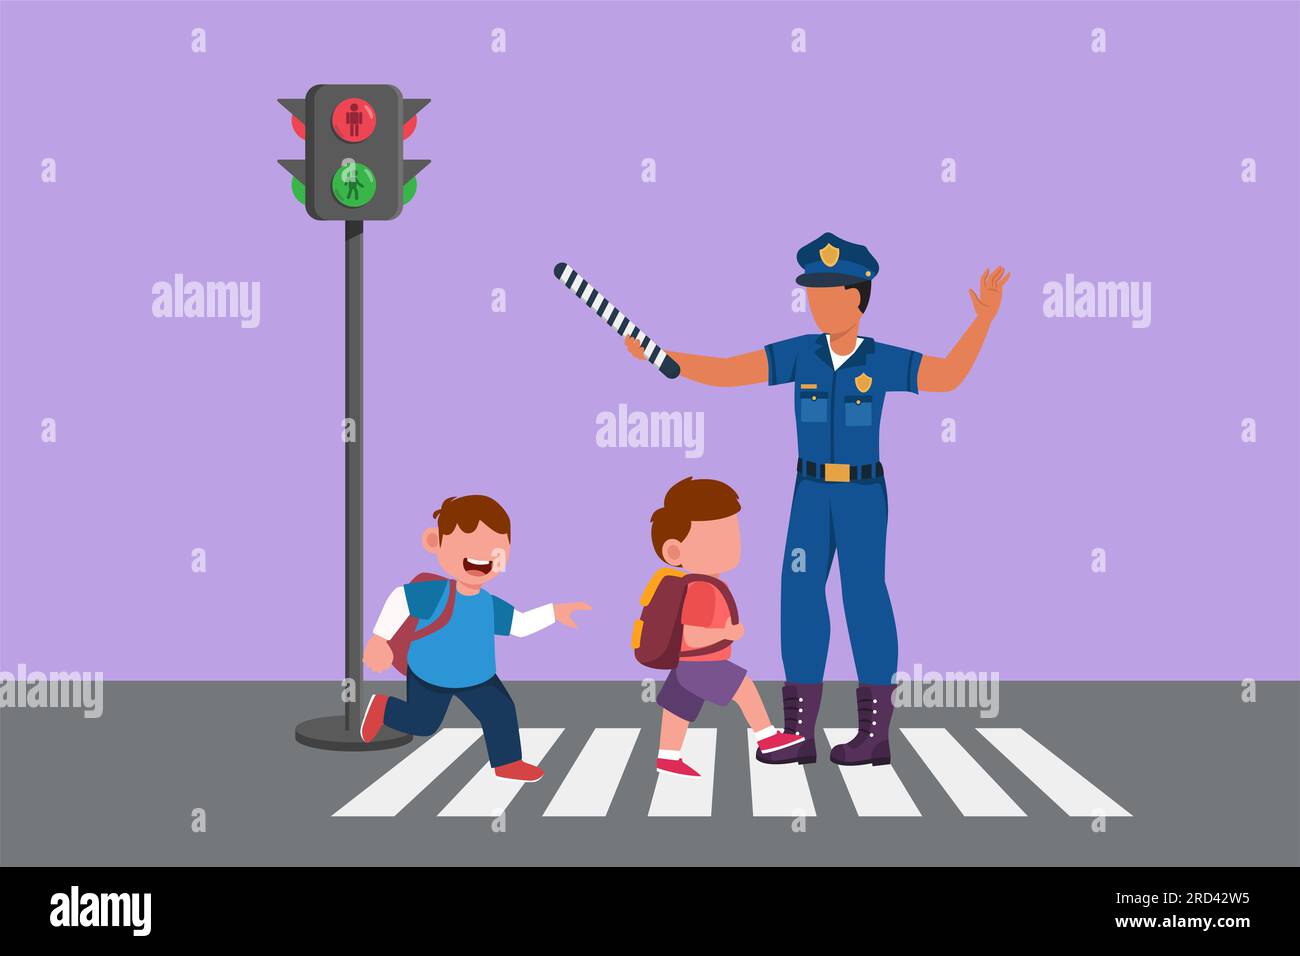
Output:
[623, 337, 767, 386]
[509, 601, 592, 636]
[918, 267, 1011, 392]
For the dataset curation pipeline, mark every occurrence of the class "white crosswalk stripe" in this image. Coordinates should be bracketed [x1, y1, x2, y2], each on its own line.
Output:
[544, 728, 641, 817]
[648, 727, 716, 817]
[336, 724, 1125, 822]
[334, 728, 483, 818]
[823, 729, 921, 816]
[747, 730, 816, 817]
[901, 728, 1026, 817]
[439, 728, 563, 817]
[978, 727, 1131, 817]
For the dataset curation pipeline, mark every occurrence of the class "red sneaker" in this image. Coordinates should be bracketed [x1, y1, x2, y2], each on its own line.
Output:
[755, 731, 804, 754]
[360, 694, 388, 744]
[656, 758, 701, 777]
[494, 760, 545, 782]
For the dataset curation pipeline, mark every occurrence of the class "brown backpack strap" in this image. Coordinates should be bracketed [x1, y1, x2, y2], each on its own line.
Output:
[677, 574, 736, 657]
[411, 582, 456, 639]
[679, 641, 732, 658]
[711, 579, 740, 624]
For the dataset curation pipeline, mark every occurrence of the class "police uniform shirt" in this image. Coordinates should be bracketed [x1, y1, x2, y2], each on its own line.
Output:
[764, 333, 920, 466]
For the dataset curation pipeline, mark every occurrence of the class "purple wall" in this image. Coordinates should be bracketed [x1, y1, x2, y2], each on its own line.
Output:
[2, 1, 1296, 680]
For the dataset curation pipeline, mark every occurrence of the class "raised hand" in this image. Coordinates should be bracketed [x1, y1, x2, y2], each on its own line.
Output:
[623, 336, 647, 361]
[968, 266, 1011, 322]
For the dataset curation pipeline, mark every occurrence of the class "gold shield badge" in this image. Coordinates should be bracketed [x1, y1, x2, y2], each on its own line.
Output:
[855, 372, 872, 393]
[818, 243, 840, 268]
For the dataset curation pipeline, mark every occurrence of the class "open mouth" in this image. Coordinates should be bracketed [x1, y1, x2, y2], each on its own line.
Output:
[462, 557, 494, 577]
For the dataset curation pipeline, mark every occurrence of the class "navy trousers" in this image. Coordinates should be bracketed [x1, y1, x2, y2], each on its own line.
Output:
[383, 671, 523, 767]
[780, 475, 899, 685]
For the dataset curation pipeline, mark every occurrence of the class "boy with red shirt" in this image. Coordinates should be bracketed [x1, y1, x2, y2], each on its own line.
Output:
[649, 478, 804, 776]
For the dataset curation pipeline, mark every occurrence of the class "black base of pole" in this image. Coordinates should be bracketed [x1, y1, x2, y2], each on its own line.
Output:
[294, 715, 411, 751]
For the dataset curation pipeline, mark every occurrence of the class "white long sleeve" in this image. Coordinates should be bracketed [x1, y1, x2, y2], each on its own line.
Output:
[373, 586, 411, 640]
[509, 604, 556, 638]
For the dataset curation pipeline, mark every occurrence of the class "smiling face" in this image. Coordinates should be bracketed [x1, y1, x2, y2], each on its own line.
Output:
[424, 522, 510, 590]
[808, 284, 865, 337]
[423, 494, 512, 592]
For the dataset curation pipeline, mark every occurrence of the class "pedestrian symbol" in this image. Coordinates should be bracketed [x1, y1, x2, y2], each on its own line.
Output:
[331, 97, 376, 142]
[332, 161, 377, 207]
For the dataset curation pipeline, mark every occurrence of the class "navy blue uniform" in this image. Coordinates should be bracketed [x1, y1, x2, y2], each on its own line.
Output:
[767, 233, 921, 685]
[766, 334, 920, 684]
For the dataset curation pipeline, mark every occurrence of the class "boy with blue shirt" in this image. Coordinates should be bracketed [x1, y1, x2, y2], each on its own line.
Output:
[361, 495, 590, 782]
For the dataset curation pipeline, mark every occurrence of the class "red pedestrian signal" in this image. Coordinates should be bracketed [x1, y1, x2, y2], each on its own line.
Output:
[332, 98, 377, 142]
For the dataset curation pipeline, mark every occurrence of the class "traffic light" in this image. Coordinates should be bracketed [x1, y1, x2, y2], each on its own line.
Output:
[275, 85, 434, 751]
[278, 84, 430, 221]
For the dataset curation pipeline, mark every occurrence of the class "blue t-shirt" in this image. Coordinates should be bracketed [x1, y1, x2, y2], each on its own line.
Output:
[402, 581, 515, 688]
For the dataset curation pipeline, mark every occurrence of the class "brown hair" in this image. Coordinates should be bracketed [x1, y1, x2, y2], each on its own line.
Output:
[650, 477, 741, 560]
[433, 495, 511, 540]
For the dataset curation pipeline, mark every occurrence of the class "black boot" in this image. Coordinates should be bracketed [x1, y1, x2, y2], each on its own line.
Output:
[829, 684, 894, 766]
[755, 682, 821, 764]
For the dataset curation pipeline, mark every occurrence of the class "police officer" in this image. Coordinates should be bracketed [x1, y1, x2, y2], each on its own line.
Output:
[625, 233, 1010, 765]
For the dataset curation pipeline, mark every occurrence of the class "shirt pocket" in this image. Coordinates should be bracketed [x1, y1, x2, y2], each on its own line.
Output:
[844, 394, 873, 427]
[799, 389, 828, 423]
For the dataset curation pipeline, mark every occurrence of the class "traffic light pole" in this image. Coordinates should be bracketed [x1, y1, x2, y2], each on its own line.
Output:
[294, 221, 411, 751]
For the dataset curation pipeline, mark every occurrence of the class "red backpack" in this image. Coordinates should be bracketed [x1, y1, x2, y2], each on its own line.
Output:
[388, 572, 457, 676]
[631, 568, 738, 669]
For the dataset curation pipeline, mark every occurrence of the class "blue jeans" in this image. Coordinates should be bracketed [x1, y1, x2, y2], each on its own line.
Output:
[780, 476, 899, 685]
[383, 672, 523, 767]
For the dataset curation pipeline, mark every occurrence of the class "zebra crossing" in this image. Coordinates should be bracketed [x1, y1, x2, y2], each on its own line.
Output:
[332, 725, 1131, 821]
[900, 727, 1025, 817]
[825, 729, 921, 816]
[439, 728, 563, 817]
[544, 728, 640, 818]
[648, 727, 717, 817]
[747, 728, 817, 817]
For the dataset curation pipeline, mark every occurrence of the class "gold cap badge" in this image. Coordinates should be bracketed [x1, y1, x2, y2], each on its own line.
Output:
[819, 243, 840, 268]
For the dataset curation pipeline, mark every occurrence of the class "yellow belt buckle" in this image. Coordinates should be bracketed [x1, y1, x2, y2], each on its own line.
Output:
[824, 462, 850, 483]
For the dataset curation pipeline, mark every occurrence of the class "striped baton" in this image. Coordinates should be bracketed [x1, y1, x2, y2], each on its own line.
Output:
[553, 262, 681, 379]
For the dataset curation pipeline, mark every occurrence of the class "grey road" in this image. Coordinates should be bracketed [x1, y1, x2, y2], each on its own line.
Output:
[1, 681, 1295, 866]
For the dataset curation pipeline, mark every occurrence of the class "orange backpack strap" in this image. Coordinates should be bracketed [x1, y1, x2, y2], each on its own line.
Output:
[632, 568, 689, 667]
[639, 567, 686, 606]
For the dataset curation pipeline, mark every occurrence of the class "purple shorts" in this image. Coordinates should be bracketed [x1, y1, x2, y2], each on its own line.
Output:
[658, 660, 748, 721]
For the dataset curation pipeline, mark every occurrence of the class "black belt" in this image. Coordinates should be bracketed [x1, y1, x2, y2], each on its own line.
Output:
[797, 459, 884, 483]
